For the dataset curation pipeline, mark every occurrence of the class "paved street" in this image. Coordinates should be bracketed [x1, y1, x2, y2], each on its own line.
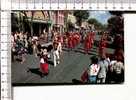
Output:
[12, 42, 114, 85]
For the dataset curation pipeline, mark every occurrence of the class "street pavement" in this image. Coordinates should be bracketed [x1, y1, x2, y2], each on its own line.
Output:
[12, 43, 114, 85]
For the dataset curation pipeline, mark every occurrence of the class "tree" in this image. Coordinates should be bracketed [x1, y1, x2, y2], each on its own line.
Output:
[74, 11, 89, 26]
[88, 18, 106, 30]
[108, 11, 124, 36]
[88, 18, 98, 25]
[107, 15, 124, 36]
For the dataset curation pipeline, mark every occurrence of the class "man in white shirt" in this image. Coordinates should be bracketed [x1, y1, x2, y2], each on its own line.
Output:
[53, 38, 60, 67]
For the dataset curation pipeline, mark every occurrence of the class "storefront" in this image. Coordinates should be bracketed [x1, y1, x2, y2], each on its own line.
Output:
[29, 19, 51, 36]
[52, 24, 64, 33]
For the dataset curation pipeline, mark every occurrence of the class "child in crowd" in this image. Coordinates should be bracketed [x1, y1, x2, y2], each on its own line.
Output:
[88, 56, 100, 83]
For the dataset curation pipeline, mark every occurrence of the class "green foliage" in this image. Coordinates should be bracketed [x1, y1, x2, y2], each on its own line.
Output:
[88, 18, 106, 30]
[74, 11, 89, 26]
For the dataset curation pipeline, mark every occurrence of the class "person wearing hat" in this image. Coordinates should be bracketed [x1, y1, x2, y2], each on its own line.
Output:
[53, 38, 60, 67]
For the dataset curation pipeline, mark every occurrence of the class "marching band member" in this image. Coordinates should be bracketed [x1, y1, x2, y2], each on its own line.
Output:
[63, 34, 68, 48]
[99, 34, 107, 57]
[57, 33, 63, 55]
[53, 37, 60, 67]
[84, 34, 91, 54]
[89, 32, 94, 50]
[73, 32, 81, 48]
[72, 33, 76, 49]
[32, 36, 38, 57]
[68, 33, 73, 51]
[77, 32, 81, 45]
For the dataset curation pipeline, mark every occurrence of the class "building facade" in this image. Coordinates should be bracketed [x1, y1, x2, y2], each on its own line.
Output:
[50, 11, 65, 33]
[12, 11, 51, 36]
[12, 11, 66, 36]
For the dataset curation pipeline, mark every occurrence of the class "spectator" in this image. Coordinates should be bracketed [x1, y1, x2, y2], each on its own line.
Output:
[88, 56, 100, 83]
[113, 61, 124, 83]
[27, 36, 33, 54]
[114, 47, 124, 63]
[97, 55, 109, 83]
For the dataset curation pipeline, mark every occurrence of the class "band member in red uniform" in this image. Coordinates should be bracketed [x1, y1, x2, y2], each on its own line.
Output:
[90, 37, 93, 49]
[68, 33, 73, 51]
[77, 33, 81, 45]
[91, 31, 95, 40]
[75, 32, 81, 46]
[84, 34, 91, 54]
[89, 31, 94, 49]
[63, 34, 68, 48]
[72, 33, 77, 49]
[99, 34, 107, 57]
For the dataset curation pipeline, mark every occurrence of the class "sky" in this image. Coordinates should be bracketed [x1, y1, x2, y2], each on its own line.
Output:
[89, 11, 111, 24]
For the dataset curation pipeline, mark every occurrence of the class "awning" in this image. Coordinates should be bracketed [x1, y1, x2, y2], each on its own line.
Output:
[27, 18, 51, 24]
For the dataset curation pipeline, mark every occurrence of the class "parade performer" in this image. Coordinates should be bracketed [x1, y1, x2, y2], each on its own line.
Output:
[77, 33, 81, 45]
[99, 34, 107, 57]
[63, 34, 68, 48]
[53, 38, 60, 67]
[40, 48, 49, 77]
[84, 34, 91, 54]
[91, 31, 95, 40]
[57, 34, 63, 55]
[74, 32, 80, 48]
[32, 36, 38, 57]
[72, 33, 77, 49]
[89, 32, 94, 49]
[68, 33, 73, 51]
